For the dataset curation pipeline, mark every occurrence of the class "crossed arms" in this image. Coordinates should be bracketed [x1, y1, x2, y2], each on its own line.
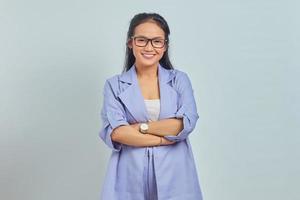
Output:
[111, 118, 183, 147]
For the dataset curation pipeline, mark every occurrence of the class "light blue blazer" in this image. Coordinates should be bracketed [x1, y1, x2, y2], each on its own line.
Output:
[99, 64, 203, 200]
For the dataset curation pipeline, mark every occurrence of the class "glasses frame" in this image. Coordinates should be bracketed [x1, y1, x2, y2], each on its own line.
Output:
[131, 36, 168, 49]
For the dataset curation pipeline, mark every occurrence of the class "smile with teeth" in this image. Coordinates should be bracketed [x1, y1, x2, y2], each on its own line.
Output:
[141, 53, 155, 59]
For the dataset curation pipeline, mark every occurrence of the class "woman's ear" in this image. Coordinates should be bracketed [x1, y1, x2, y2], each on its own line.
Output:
[127, 39, 133, 49]
[162, 45, 167, 53]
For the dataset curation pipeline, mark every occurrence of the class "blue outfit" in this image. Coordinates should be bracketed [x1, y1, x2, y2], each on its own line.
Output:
[99, 64, 203, 200]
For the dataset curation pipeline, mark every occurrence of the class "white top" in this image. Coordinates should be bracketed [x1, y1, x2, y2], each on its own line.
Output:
[144, 99, 160, 122]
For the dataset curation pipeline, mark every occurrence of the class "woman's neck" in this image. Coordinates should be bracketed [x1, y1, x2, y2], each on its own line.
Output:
[135, 63, 158, 79]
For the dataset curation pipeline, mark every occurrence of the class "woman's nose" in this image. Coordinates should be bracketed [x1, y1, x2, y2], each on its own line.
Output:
[144, 41, 154, 51]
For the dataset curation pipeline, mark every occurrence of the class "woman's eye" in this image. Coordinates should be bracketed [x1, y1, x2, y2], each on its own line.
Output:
[137, 38, 146, 42]
[153, 40, 163, 44]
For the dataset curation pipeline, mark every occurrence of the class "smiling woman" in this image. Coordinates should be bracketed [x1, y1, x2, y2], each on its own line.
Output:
[127, 20, 168, 72]
[99, 13, 203, 200]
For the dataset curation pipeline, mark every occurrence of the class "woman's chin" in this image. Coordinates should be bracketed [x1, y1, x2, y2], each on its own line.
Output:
[136, 58, 160, 67]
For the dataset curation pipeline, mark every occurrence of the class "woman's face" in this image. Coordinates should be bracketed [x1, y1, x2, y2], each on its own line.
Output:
[128, 21, 167, 68]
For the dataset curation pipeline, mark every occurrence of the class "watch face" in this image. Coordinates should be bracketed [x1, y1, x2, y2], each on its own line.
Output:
[140, 123, 148, 133]
[141, 123, 148, 130]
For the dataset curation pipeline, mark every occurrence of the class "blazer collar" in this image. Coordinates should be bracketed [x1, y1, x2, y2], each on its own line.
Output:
[119, 64, 175, 84]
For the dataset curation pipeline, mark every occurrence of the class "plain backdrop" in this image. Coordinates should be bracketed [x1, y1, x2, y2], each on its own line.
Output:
[0, 0, 299, 200]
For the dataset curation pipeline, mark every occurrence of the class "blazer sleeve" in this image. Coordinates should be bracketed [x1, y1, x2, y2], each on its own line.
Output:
[164, 72, 199, 142]
[99, 79, 129, 151]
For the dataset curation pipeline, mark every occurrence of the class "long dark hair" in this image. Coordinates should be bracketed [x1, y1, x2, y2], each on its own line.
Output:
[123, 13, 174, 72]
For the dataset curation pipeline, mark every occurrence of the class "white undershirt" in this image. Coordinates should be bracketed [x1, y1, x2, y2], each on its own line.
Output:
[144, 99, 160, 122]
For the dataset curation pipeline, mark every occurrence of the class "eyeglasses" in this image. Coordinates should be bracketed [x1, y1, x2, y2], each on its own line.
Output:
[131, 36, 167, 48]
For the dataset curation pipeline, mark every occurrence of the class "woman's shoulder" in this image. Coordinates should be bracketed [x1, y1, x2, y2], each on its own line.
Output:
[102, 73, 122, 94]
[170, 68, 191, 83]
[105, 74, 120, 83]
[173, 68, 188, 75]
[104, 67, 191, 85]
[104, 70, 128, 86]
[168, 67, 195, 93]
[103, 72, 131, 94]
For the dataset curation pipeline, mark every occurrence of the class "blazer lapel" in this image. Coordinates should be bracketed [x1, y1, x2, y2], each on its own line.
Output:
[118, 66, 149, 122]
[157, 64, 177, 120]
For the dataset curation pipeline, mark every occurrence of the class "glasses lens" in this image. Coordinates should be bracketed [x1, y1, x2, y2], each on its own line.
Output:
[134, 37, 147, 47]
[152, 39, 165, 48]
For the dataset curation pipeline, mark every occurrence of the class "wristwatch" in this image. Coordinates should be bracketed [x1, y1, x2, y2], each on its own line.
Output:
[139, 123, 149, 134]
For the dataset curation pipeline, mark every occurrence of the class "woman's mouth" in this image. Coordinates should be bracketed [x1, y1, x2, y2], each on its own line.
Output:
[141, 53, 155, 59]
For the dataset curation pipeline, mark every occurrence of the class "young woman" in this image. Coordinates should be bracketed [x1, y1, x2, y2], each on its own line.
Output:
[99, 12, 203, 200]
